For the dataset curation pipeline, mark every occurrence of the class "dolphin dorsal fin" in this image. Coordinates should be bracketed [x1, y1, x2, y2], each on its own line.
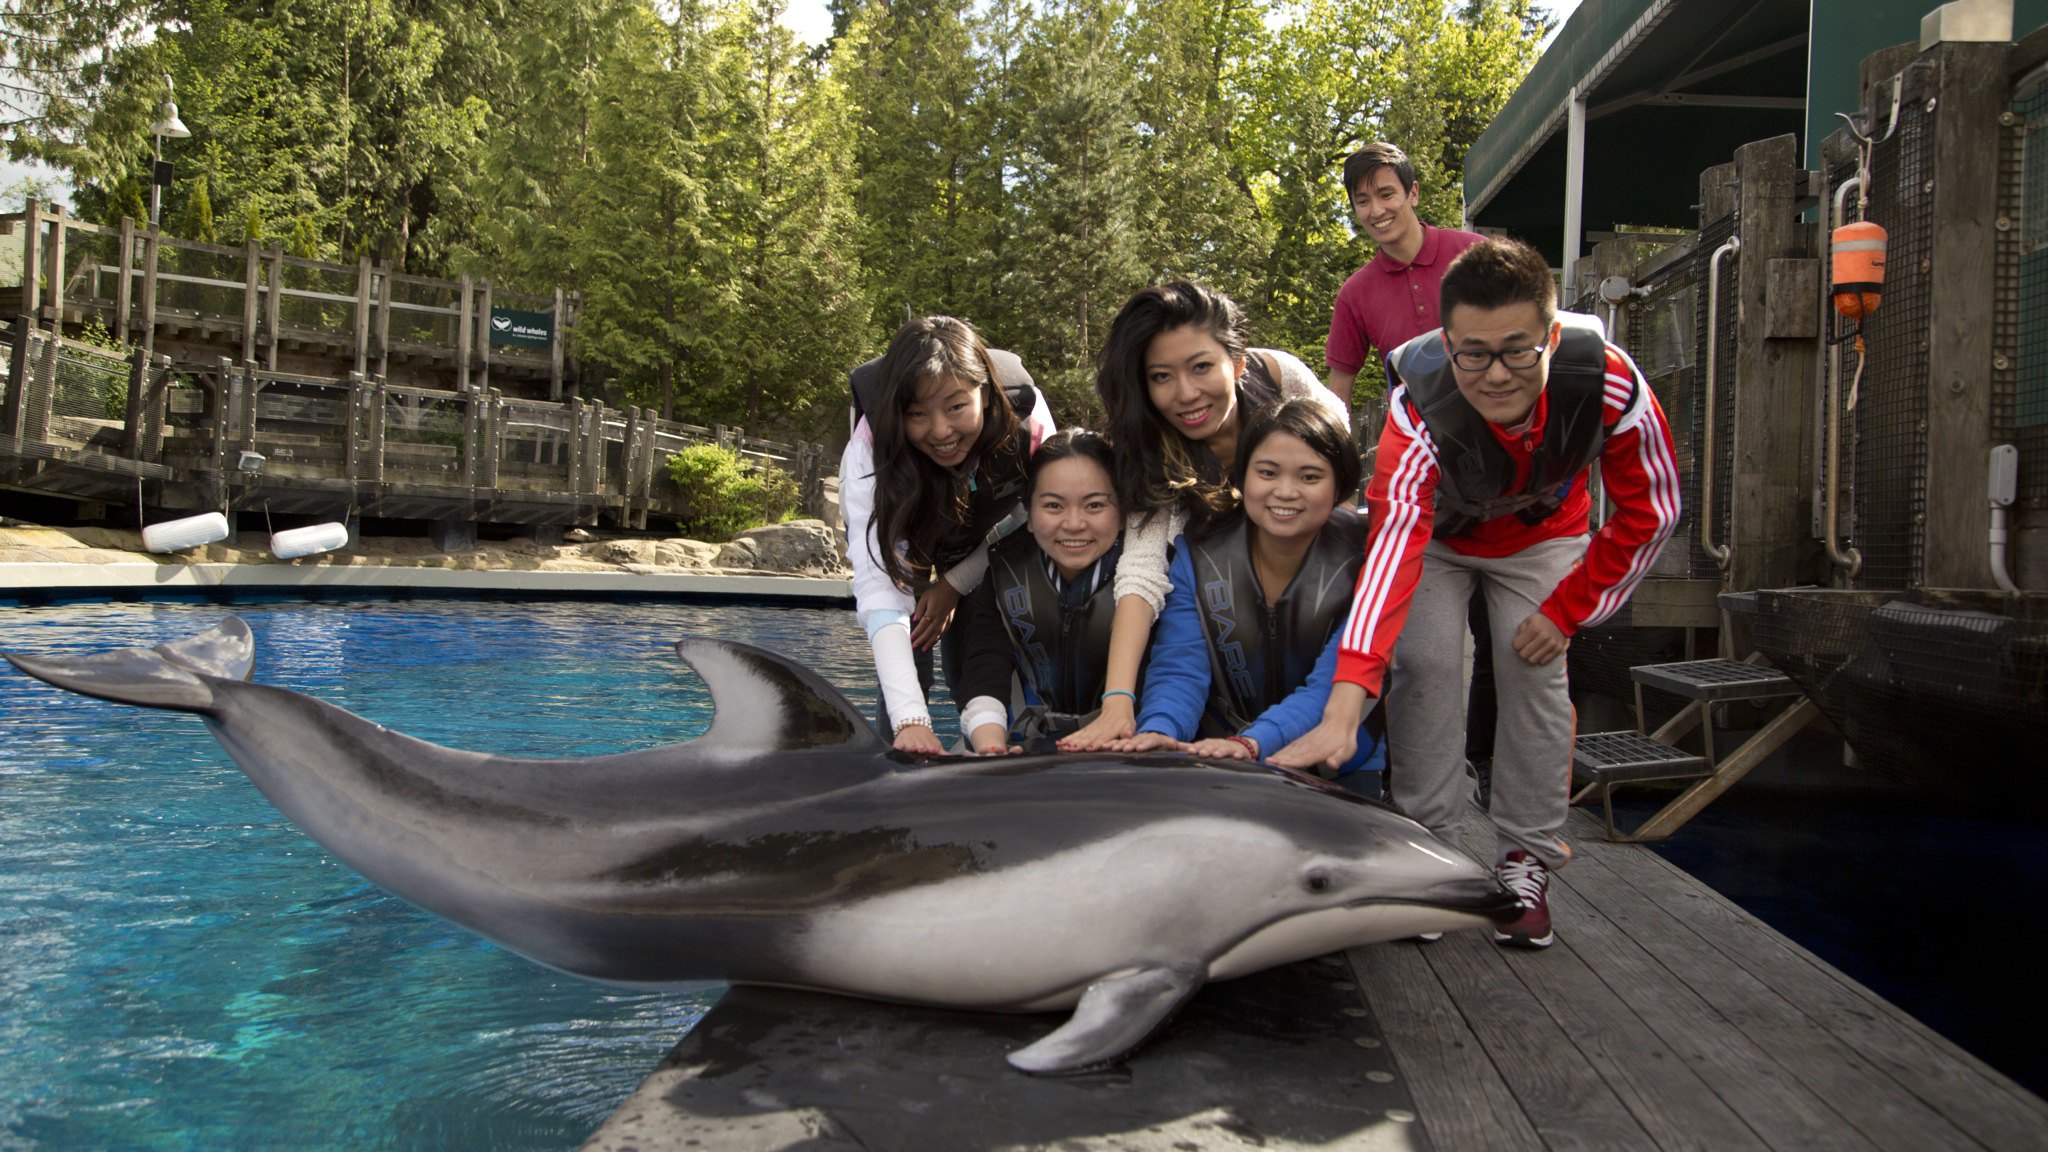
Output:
[675, 637, 883, 753]
[4, 616, 254, 714]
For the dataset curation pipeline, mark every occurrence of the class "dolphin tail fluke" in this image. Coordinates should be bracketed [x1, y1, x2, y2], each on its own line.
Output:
[676, 637, 884, 752]
[4, 616, 253, 714]
[1007, 963, 1205, 1075]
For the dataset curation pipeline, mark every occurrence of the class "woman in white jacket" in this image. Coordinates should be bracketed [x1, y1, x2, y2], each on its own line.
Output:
[838, 316, 1055, 752]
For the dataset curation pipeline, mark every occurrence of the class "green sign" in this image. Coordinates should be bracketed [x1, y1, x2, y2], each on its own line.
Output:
[489, 307, 552, 348]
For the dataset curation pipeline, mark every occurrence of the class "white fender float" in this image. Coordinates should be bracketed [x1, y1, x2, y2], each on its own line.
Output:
[270, 522, 351, 560]
[141, 512, 231, 554]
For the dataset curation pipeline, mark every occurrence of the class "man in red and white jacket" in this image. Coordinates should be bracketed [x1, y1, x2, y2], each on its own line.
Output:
[1272, 237, 1681, 950]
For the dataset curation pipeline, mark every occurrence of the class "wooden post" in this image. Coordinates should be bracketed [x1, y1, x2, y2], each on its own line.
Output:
[211, 356, 234, 477]
[142, 352, 172, 464]
[19, 199, 40, 332]
[1726, 133, 1818, 595]
[1920, 40, 2007, 588]
[116, 217, 135, 341]
[375, 265, 392, 381]
[583, 400, 605, 493]
[124, 345, 149, 457]
[369, 378, 388, 485]
[354, 257, 373, 378]
[238, 363, 260, 454]
[475, 278, 492, 395]
[21, 327, 57, 442]
[550, 286, 566, 401]
[242, 239, 261, 366]
[621, 405, 641, 514]
[138, 226, 160, 360]
[41, 202, 64, 326]
[457, 273, 474, 393]
[3, 315, 30, 435]
[483, 389, 503, 489]
[566, 400, 585, 496]
[263, 246, 283, 370]
[461, 387, 480, 488]
[345, 371, 366, 481]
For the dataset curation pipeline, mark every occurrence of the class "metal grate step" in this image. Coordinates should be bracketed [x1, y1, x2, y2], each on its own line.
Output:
[1574, 730, 1710, 786]
[1632, 659, 1799, 702]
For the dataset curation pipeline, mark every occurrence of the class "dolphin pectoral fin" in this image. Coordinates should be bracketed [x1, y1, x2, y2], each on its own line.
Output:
[1006, 963, 1205, 1076]
[675, 637, 883, 752]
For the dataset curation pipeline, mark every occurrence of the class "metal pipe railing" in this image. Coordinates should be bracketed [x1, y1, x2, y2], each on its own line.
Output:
[1700, 234, 1739, 569]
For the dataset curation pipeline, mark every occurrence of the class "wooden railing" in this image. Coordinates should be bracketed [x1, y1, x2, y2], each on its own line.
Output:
[0, 200, 575, 398]
[2, 324, 833, 529]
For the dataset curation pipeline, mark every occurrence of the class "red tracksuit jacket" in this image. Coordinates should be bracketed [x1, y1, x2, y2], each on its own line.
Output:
[1335, 343, 1683, 695]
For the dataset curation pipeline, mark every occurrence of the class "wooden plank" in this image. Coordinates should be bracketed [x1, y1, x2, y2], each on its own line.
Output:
[1556, 840, 1974, 1147]
[1569, 817, 2048, 1151]
[1349, 943, 1546, 1151]
[1424, 931, 1658, 1151]
[1544, 853, 1867, 1151]
[1626, 699, 1819, 841]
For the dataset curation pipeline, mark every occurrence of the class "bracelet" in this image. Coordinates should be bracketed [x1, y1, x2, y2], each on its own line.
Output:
[892, 716, 933, 736]
[1101, 689, 1136, 705]
[1227, 735, 1260, 758]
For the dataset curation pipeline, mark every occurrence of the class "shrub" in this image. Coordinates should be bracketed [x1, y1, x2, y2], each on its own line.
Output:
[666, 444, 800, 541]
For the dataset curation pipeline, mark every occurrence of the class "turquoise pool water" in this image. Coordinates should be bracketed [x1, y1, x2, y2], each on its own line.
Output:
[0, 597, 882, 1150]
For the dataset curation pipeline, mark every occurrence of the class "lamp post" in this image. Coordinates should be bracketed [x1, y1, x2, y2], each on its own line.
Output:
[148, 74, 191, 229]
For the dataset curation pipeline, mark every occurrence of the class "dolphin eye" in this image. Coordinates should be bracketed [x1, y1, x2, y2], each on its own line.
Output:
[1304, 871, 1332, 893]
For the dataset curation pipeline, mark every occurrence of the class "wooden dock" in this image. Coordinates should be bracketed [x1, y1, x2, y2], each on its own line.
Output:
[582, 808, 2046, 1151]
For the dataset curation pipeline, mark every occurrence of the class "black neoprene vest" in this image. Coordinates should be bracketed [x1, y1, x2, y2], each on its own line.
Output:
[849, 348, 1042, 571]
[1187, 505, 1367, 735]
[985, 530, 1120, 716]
[1385, 311, 1623, 540]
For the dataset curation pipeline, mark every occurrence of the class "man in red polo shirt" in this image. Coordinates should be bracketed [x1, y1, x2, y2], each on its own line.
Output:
[1325, 142, 1487, 407]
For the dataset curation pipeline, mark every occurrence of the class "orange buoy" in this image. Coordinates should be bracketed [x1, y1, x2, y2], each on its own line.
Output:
[1831, 220, 1887, 320]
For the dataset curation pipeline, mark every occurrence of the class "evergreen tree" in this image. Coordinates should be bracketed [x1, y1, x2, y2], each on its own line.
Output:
[1002, 0, 1146, 424]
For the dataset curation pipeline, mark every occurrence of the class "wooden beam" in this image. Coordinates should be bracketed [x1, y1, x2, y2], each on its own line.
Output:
[1921, 41, 2007, 587]
[41, 202, 64, 325]
[263, 247, 283, 371]
[1627, 698, 1820, 841]
[139, 227, 160, 360]
[115, 217, 135, 340]
[242, 240, 260, 366]
[1727, 133, 1818, 594]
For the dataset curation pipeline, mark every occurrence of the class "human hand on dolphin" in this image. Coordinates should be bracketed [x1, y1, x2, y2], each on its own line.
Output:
[1268, 681, 1374, 777]
[1103, 730, 1180, 754]
[968, 722, 1021, 756]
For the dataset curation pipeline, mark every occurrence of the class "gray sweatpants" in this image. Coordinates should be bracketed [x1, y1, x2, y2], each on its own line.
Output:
[1384, 535, 1586, 871]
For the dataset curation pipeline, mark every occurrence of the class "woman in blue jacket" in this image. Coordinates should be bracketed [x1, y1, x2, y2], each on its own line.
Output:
[1110, 399, 1386, 791]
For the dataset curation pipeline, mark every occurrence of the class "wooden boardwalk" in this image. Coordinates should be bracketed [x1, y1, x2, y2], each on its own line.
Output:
[584, 807, 2046, 1151]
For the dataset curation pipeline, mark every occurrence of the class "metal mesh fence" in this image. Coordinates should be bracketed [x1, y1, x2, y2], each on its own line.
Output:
[250, 376, 354, 471]
[495, 399, 576, 483]
[381, 388, 468, 479]
[1627, 265, 1704, 578]
[1847, 94, 1935, 588]
[2006, 79, 2048, 507]
[1752, 589, 2048, 796]
[58, 224, 123, 315]
[0, 224, 24, 294]
[275, 256, 361, 341]
[47, 338, 130, 432]
[154, 238, 250, 324]
[387, 274, 461, 349]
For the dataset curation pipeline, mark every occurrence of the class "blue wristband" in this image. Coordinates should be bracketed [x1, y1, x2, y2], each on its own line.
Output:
[1101, 689, 1136, 705]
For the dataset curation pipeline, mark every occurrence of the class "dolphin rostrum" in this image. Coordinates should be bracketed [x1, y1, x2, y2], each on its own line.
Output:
[6, 617, 1517, 1074]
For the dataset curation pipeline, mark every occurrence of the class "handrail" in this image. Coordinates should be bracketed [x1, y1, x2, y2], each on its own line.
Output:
[1823, 176, 1864, 577]
[1700, 234, 1739, 570]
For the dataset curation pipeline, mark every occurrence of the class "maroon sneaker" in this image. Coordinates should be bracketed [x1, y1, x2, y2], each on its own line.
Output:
[1493, 850, 1554, 949]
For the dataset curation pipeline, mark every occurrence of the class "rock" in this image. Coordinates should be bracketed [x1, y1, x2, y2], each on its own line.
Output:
[719, 520, 846, 575]
[654, 539, 721, 568]
[591, 539, 665, 566]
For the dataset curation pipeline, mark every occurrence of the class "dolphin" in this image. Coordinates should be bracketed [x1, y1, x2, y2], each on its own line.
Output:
[6, 617, 1517, 1075]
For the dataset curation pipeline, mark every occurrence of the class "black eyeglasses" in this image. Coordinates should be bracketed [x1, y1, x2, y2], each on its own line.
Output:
[1448, 343, 1546, 372]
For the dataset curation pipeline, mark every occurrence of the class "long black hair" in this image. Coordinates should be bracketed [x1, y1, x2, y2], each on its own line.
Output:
[1228, 399, 1362, 501]
[1094, 281, 1278, 533]
[1027, 429, 1118, 498]
[869, 315, 1024, 591]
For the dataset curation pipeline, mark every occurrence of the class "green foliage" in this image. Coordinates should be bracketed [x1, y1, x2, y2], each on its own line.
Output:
[76, 319, 135, 419]
[12, 0, 1544, 437]
[666, 443, 800, 540]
